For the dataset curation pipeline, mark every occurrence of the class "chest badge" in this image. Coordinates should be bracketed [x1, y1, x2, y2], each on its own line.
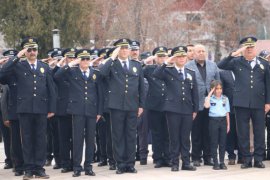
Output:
[260, 64, 264, 70]
[93, 74, 96, 80]
[186, 73, 192, 81]
[133, 67, 137, 73]
[40, 67, 45, 73]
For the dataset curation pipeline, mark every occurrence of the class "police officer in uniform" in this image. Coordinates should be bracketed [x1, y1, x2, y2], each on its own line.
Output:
[54, 49, 103, 177]
[0, 50, 25, 176]
[99, 38, 145, 174]
[218, 36, 270, 169]
[0, 37, 56, 179]
[143, 47, 170, 167]
[153, 46, 198, 171]
[96, 48, 116, 170]
[52, 48, 76, 173]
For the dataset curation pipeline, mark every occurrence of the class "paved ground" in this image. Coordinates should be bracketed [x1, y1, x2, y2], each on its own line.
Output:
[1, 142, 270, 180]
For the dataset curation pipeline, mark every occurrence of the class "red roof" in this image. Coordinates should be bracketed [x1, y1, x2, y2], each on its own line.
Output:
[166, 0, 206, 12]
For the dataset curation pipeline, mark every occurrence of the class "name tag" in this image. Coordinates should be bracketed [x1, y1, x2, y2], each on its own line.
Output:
[210, 103, 216, 106]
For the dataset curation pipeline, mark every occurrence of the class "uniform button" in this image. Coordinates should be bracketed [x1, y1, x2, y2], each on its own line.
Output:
[125, 90, 128, 93]
[85, 87, 87, 89]
[251, 86, 253, 88]
[33, 75, 36, 77]
[162, 84, 165, 86]
[182, 87, 185, 90]
[126, 79, 128, 82]
[182, 98, 185, 101]
[34, 87, 37, 90]
[126, 85, 128, 88]
[33, 94, 36, 96]
[183, 92, 185, 95]
[85, 81, 87, 84]
[162, 94, 164, 96]
[162, 89, 164, 91]
[85, 92, 87, 95]
[85, 97, 88, 100]
[251, 81, 253, 84]
[34, 81, 36, 83]
[126, 75, 128, 78]
[251, 71, 253, 73]
[182, 82, 184, 84]
[251, 76, 253, 78]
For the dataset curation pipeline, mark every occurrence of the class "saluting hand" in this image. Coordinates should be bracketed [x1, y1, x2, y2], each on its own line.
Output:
[165, 56, 175, 65]
[231, 46, 247, 57]
[207, 87, 215, 97]
[111, 47, 121, 61]
[96, 115, 101, 122]
[144, 56, 155, 65]
[0, 57, 9, 65]
[17, 48, 28, 58]
[47, 112, 55, 119]
[57, 57, 66, 67]
[68, 58, 81, 67]
[138, 108, 143, 117]
[265, 104, 270, 114]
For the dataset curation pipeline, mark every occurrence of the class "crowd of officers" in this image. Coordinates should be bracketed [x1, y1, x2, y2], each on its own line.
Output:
[0, 36, 270, 179]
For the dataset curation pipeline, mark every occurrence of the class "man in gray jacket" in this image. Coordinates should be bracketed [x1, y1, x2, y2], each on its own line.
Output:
[185, 44, 220, 166]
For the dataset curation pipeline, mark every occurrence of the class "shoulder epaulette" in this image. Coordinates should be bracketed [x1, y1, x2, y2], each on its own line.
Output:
[258, 56, 269, 62]
[185, 67, 195, 71]
[131, 59, 141, 63]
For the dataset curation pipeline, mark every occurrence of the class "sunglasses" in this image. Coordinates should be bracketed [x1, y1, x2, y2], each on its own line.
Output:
[81, 58, 90, 61]
[27, 48, 37, 53]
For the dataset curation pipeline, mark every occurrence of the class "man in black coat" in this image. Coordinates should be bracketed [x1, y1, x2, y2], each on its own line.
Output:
[54, 49, 103, 177]
[0, 37, 56, 179]
[153, 46, 198, 171]
[99, 38, 145, 174]
[218, 36, 270, 169]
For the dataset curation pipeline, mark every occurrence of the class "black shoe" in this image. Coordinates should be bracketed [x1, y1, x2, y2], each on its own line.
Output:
[126, 167, 137, 173]
[61, 167, 73, 173]
[140, 159, 147, 165]
[220, 163, 227, 170]
[154, 162, 163, 168]
[72, 171, 81, 177]
[116, 168, 125, 174]
[213, 163, 220, 170]
[34, 170, 50, 179]
[204, 159, 214, 166]
[254, 161, 265, 168]
[85, 170, 96, 176]
[237, 159, 244, 164]
[171, 166, 179, 172]
[4, 163, 12, 169]
[109, 164, 116, 170]
[45, 160, 52, 166]
[228, 159, 235, 165]
[23, 172, 34, 180]
[15, 170, 24, 176]
[53, 164, 61, 169]
[98, 161, 108, 167]
[241, 162, 252, 169]
[163, 161, 172, 167]
[193, 160, 201, 167]
[181, 164, 196, 171]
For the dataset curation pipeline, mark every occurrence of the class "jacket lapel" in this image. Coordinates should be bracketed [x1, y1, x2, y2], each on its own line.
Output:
[22, 60, 34, 74]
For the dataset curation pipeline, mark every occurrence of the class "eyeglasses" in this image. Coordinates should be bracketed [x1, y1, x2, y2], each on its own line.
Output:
[27, 48, 37, 53]
[81, 58, 90, 61]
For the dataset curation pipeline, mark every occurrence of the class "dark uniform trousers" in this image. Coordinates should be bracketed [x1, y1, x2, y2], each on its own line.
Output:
[58, 115, 73, 168]
[191, 108, 211, 161]
[147, 110, 169, 163]
[98, 112, 115, 165]
[46, 116, 60, 164]
[209, 117, 227, 164]
[72, 115, 96, 171]
[266, 112, 270, 159]
[166, 112, 193, 166]
[137, 111, 149, 160]
[110, 109, 137, 169]
[153, 64, 199, 167]
[19, 113, 47, 171]
[99, 58, 145, 169]
[218, 55, 270, 163]
[235, 107, 265, 162]
[0, 111, 12, 166]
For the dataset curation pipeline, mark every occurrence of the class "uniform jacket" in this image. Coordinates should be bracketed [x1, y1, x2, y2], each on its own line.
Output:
[54, 65, 103, 117]
[220, 70, 235, 113]
[99, 58, 145, 111]
[0, 56, 56, 114]
[153, 64, 199, 114]
[218, 55, 270, 109]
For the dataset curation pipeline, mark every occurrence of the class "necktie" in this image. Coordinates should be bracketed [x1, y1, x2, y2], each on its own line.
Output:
[179, 70, 184, 81]
[31, 64, 35, 70]
[83, 71, 88, 80]
[123, 61, 128, 73]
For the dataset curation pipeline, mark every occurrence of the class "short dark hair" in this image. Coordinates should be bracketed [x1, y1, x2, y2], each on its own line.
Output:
[186, 44, 194, 48]
[210, 80, 223, 89]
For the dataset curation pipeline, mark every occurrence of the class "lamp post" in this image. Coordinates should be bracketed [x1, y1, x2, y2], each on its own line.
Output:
[52, 29, 60, 48]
